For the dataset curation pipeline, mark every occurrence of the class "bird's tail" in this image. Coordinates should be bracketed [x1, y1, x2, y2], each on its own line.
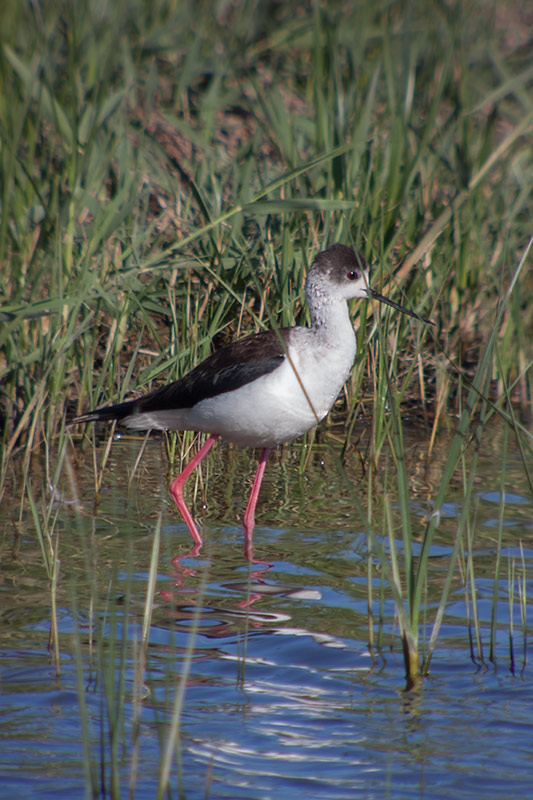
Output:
[69, 399, 138, 426]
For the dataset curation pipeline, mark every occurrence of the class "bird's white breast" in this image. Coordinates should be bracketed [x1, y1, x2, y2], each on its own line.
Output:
[180, 325, 356, 447]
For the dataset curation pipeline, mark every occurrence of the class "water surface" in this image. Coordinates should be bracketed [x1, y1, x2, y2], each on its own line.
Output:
[0, 424, 531, 799]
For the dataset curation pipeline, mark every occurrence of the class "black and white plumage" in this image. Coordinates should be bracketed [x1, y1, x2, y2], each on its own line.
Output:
[72, 243, 430, 553]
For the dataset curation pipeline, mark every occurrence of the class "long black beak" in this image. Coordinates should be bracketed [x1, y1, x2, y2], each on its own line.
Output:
[368, 288, 434, 326]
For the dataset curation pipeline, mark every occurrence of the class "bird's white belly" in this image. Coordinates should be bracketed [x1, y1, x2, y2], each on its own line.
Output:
[183, 342, 355, 447]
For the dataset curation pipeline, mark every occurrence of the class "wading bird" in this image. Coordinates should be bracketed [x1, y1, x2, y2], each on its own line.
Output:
[72, 244, 431, 553]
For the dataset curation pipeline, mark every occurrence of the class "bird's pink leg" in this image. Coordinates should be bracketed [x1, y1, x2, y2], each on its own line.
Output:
[243, 447, 270, 560]
[169, 434, 219, 546]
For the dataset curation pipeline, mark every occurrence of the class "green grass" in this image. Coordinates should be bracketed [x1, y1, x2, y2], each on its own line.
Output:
[1, 0, 532, 696]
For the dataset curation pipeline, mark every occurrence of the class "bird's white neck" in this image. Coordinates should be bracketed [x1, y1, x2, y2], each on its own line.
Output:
[306, 279, 355, 347]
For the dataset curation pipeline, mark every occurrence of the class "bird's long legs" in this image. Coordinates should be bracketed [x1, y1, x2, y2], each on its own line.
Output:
[169, 437, 270, 560]
[169, 434, 219, 545]
[243, 447, 270, 561]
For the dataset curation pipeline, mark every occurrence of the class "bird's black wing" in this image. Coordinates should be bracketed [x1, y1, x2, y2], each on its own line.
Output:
[71, 328, 289, 423]
[141, 329, 288, 411]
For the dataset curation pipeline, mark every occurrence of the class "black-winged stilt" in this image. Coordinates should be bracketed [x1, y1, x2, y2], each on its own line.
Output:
[71, 244, 431, 552]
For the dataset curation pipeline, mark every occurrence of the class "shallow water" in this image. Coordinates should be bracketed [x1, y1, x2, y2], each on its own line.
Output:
[0, 424, 532, 799]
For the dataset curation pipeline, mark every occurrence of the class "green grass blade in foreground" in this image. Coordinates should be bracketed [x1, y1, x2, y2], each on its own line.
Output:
[516, 550, 528, 675]
[373, 316, 422, 682]
[157, 568, 208, 800]
[507, 556, 516, 673]
[72, 596, 99, 797]
[25, 463, 64, 673]
[130, 514, 161, 796]
[466, 504, 484, 664]
[142, 514, 161, 644]
[489, 424, 508, 662]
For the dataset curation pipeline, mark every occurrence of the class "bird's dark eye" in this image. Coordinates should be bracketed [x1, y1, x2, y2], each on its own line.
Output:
[347, 270, 359, 281]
